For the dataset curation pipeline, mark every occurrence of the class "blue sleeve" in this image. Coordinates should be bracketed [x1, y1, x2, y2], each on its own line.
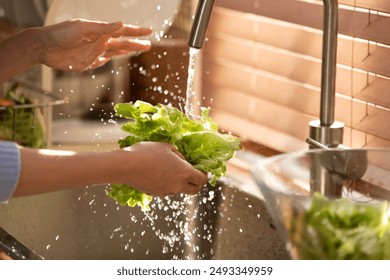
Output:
[0, 141, 21, 203]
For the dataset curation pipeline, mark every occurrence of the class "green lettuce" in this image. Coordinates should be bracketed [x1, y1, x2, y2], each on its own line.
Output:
[292, 193, 390, 259]
[107, 101, 241, 211]
[108, 184, 153, 211]
[0, 83, 46, 148]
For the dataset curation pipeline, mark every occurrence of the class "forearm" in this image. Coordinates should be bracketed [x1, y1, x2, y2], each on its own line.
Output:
[14, 147, 126, 197]
[10, 142, 206, 199]
[0, 28, 42, 84]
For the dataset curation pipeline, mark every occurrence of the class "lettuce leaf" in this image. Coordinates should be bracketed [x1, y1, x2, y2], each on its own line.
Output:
[292, 193, 390, 259]
[107, 184, 152, 211]
[108, 101, 241, 211]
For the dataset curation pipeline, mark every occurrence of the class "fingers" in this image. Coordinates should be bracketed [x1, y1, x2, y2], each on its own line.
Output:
[77, 19, 153, 37]
[184, 183, 202, 195]
[167, 144, 208, 191]
[90, 35, 152, 67]
[76, 19, 123, 35]
[188, 168, 208, 187]
[112, 24, 153, 38]
[88, 38, 151, 70]
[106, 39, 151, 53]
[89, 57, 110, 70]
[167, 143, 186, 161]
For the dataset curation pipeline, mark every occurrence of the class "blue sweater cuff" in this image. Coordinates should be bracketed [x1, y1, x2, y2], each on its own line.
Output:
[0, 141, 21, 203]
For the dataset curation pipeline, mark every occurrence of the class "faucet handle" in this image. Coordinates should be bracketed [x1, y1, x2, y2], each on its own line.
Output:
[306, 137, 331, 150]
[307, 138, 368, 181]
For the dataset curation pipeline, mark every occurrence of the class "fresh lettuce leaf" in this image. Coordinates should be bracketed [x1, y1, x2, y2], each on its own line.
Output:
[108, 101, 241, 211]
[292, 192, 390, 259]
[107, 184, 152, 211]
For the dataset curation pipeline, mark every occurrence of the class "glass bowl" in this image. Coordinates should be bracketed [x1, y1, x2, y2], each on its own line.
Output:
[252, 148, 390, 260]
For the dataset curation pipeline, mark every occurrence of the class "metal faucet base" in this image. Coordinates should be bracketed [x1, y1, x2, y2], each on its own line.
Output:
[309, 120, 344, 148]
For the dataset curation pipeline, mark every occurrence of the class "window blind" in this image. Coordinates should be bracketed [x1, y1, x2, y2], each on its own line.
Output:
[201, 0, 390, 153]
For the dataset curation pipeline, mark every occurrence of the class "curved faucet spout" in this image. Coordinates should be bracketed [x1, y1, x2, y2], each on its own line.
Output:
[188, 0, 216, 49]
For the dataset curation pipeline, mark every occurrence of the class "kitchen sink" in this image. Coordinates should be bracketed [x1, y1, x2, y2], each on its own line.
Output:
[0, 155, 288, 260]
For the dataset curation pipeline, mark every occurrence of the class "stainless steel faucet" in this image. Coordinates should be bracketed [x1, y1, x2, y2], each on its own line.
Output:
[307, 0, 347, 198]
[189, 0, 216, 49]
[189, 0, 343, 145]
[188, 0, 346, 196]
[309, 0, 344, 148]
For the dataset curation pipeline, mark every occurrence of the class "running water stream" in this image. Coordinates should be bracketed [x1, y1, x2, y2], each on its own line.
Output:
[184, 47, 201, 119]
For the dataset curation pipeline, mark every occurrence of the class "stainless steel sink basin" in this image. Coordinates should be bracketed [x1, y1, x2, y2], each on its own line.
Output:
[0, 152, 288, 260]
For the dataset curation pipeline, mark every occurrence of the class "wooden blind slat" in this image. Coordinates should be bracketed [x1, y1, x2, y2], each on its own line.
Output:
[367, 137, 390, 149]
[355, 76, 390, 109]
[354, 44, 390, 78]
[353, 102, 390, 140]
[339, 0, 390, 14]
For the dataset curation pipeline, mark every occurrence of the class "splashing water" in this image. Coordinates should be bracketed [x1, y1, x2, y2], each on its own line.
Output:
[185, 47, 200, 119]
[143, 191, 219, 260]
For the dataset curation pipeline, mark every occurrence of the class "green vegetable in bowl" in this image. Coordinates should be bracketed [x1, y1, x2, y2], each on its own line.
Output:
[292, 192, 390, 260]
[0, 83, 46, 148]
[107, 101, 241, 211]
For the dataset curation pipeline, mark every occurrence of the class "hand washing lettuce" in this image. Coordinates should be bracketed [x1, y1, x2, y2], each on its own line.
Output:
[291, 192, 390, 259]
[107, 101, 241, 211]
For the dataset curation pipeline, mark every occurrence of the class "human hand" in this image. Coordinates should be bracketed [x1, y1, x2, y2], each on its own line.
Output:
[36, 19, 153, 71]
[117, 142, 208, 196]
